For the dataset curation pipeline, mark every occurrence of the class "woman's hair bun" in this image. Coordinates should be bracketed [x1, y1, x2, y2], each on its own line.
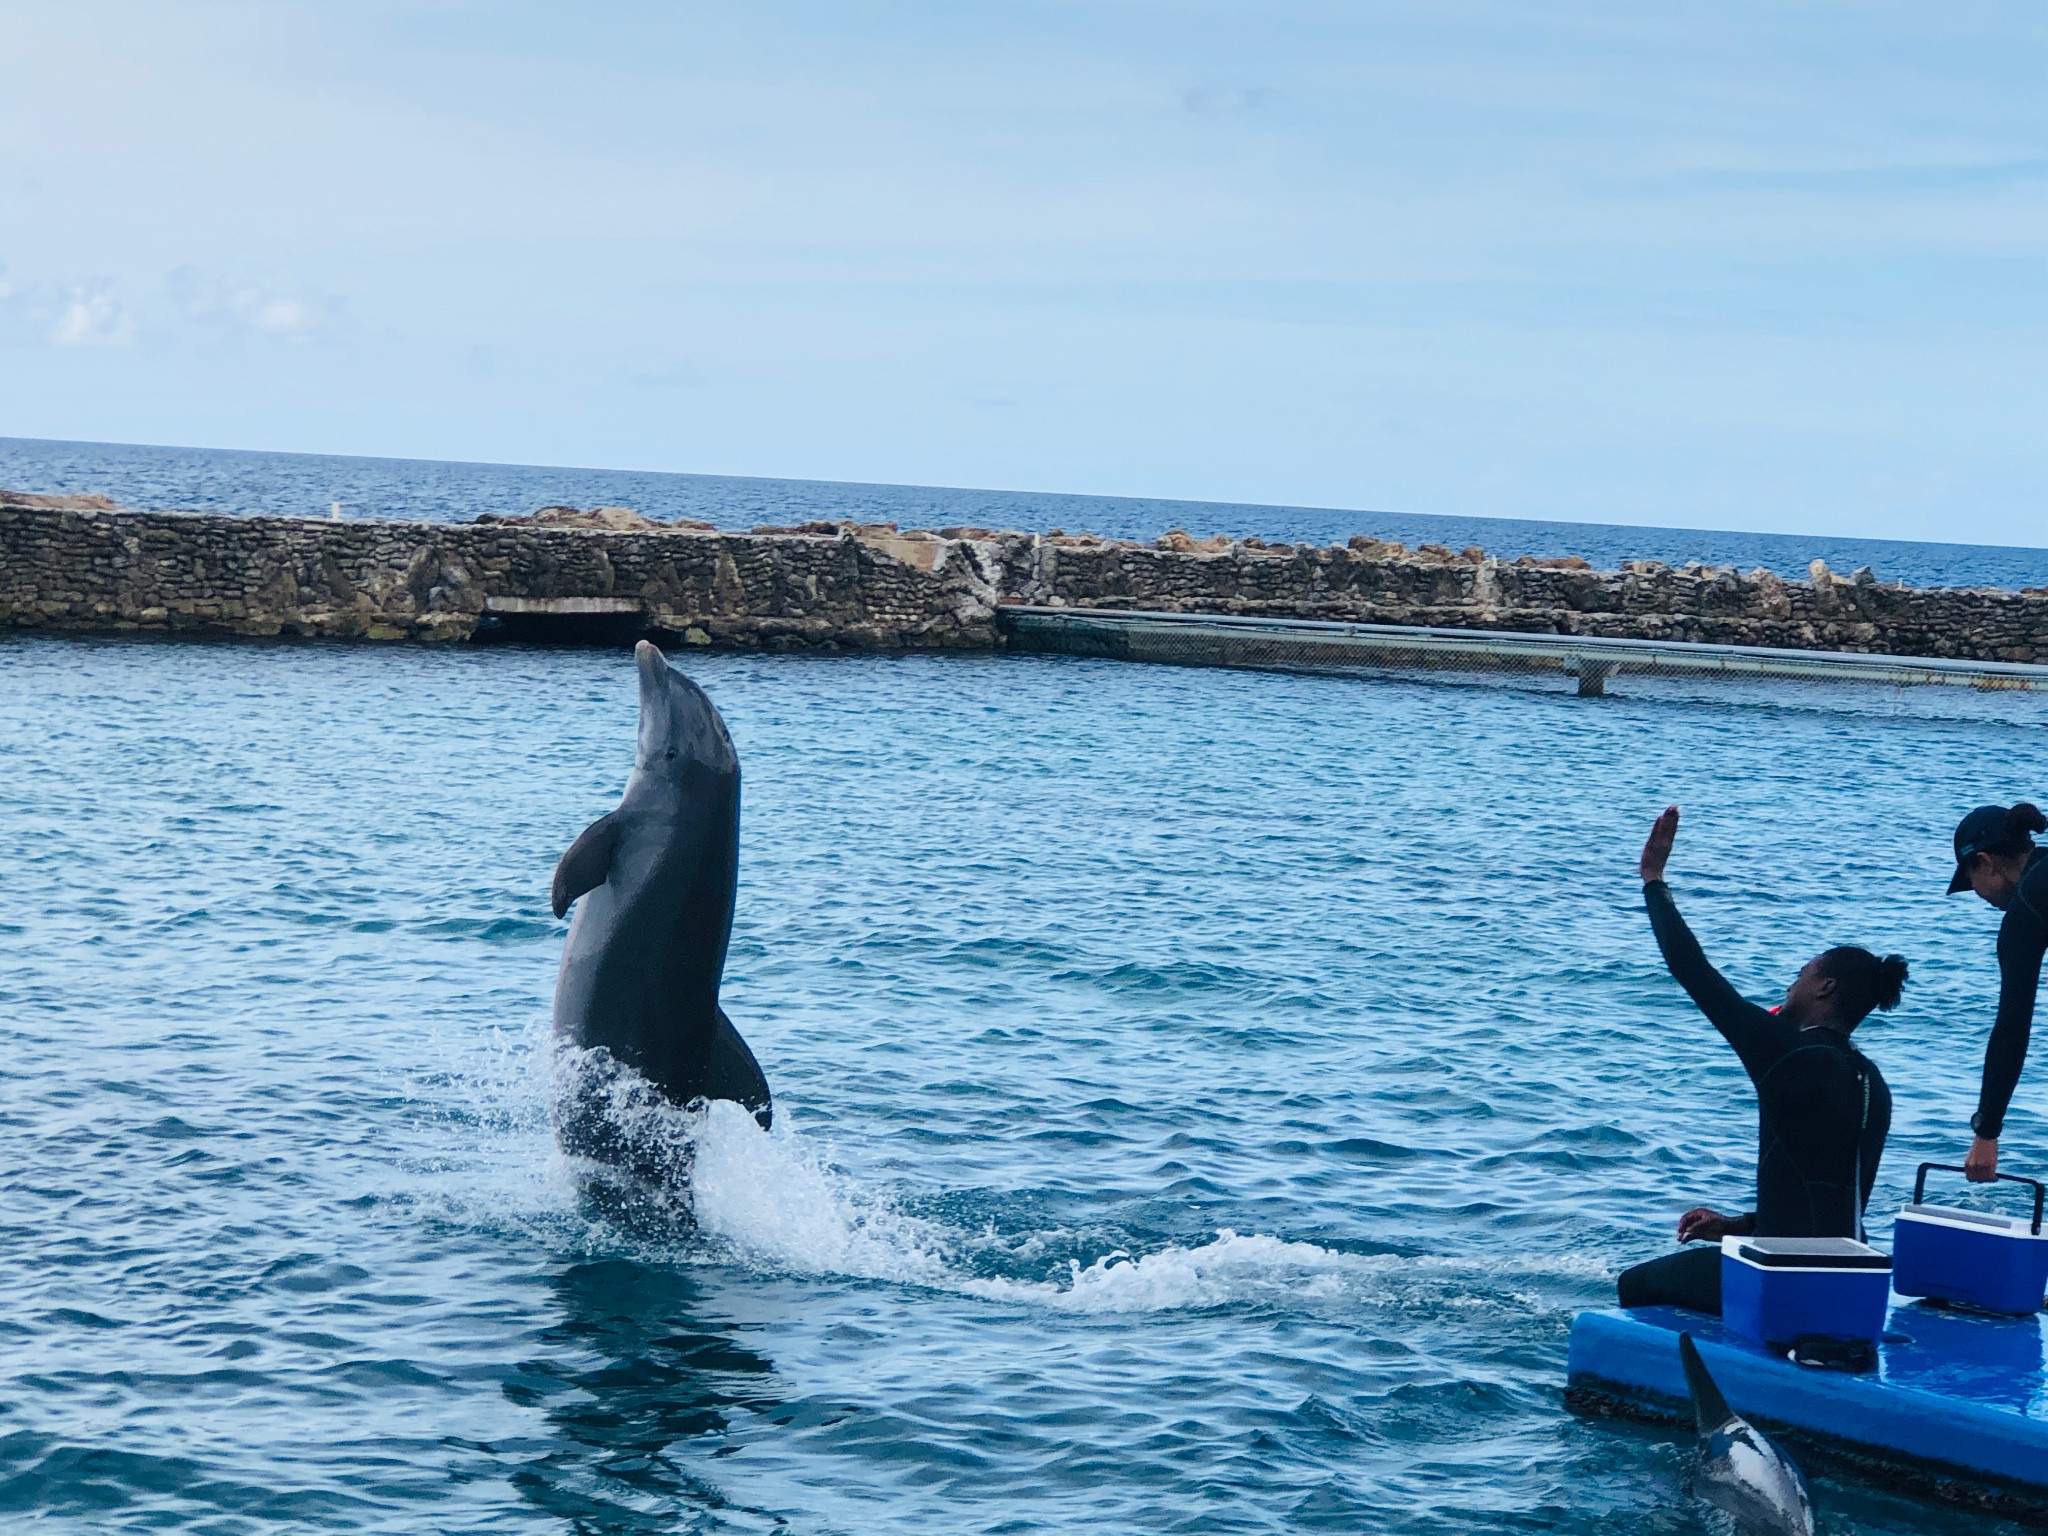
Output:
[1817, 945, 1909, 1020]
[2009, 802, 2047, 838]
[1874, 954, 1909, 1012]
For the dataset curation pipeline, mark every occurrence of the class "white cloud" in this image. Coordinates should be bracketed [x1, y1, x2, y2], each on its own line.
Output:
[49, 281, 131, 346]
[167, 266, 339, 340]
[1182, 85, 1274, 115]
[0, 261, 337, 349]
[624, 359, 705, 391]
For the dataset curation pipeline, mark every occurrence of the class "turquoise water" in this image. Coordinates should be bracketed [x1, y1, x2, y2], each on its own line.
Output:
[6, 434, 2047, 590]
[4, 632, 2047, 1533]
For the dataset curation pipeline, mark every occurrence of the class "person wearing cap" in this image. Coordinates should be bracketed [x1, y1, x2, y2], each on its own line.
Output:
[1615, 806, 1908, 1316]
[1946, 802, 2048, 1183]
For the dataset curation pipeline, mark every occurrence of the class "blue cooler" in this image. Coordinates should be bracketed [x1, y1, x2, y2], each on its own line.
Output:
[1721, 1235, 1891, 1349]
[1893, 1163, 2048, 1317]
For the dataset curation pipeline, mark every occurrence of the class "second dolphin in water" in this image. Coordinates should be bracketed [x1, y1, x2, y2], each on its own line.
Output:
[1678, 1332, 1815, 1535]
[550, 641, 771, 1194]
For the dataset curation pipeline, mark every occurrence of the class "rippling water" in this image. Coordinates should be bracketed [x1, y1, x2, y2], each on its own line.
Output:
[6, 434, 2046, 590]
[5, 632, 2046, 1533]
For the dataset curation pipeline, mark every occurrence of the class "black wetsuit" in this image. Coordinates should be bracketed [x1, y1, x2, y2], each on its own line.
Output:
[1616, 880, 1892, 1315]
[1972, 849, 2048, 1142]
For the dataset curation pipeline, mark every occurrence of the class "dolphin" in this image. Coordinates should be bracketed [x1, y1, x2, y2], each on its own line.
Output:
[550, 640, 771, 1188]
[1678, 1333, 1814, 1536]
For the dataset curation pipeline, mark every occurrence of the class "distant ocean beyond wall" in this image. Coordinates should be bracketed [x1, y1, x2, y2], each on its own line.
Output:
[5, 496, 2047, 664]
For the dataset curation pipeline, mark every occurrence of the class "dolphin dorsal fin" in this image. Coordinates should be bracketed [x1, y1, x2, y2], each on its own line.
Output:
[551, 812, 621, 919]
[1678, 1333, 1734, 1434]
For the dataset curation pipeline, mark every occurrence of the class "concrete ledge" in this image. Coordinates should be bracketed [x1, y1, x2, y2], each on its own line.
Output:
[1003, 606, 2048, 694]
[483, 596, 646, 616]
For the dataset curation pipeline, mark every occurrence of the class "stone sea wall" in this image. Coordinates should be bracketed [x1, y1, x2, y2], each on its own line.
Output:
[4, 498, 2047, 663]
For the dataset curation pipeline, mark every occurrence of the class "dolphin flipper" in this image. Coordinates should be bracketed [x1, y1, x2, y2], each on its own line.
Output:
[552, 812, 621, 919]
[698, 1007, 773, 1130]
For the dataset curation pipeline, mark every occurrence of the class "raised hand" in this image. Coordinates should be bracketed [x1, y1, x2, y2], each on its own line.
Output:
[1640, 805, 1680, 884]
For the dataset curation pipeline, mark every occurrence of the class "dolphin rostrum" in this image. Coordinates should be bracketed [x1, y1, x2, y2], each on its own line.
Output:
[1678, 1333, 1814, 1536]
[550, 641, 771, 1187]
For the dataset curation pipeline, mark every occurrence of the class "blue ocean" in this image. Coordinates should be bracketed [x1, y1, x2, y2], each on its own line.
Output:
[5, 439, 2048, 1533]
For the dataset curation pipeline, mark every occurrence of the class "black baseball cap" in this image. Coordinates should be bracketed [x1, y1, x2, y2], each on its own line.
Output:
[1949, 805, 2021, 894]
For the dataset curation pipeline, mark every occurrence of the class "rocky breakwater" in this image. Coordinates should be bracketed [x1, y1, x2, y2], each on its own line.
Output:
[1010, 529, 2048, 663]
[0, 498, 1009, 649]
[2, 491, 2045, 663]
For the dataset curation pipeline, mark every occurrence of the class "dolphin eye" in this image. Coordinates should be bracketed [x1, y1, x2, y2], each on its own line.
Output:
[666, 748, 678, 761]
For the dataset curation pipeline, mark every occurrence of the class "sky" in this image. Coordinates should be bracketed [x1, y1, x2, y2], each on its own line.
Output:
[0, 1, 2042, 544]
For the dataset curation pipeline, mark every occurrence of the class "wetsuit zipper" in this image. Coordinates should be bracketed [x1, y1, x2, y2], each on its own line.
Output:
[1852, 1055, 1870, 1240]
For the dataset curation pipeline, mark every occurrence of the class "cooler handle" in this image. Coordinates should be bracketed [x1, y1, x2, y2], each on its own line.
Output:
[1913, 1162, 2047, 1235]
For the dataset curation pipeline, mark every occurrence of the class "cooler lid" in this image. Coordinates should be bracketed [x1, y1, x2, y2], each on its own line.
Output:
[1901, 1202, 2046, 1237]
[1731, 1236, 1892, 1270]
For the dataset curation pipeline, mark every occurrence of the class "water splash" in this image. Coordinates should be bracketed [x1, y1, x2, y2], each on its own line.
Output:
[688, 1098, 958, 1285]
[684, 1097, 1370, 1314]
[990, 1230, 1358, 1313]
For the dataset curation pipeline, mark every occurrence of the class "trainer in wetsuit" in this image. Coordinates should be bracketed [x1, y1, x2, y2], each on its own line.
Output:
[1615, 806, 1907, 1316]
[1946, 803, 2048, 1184]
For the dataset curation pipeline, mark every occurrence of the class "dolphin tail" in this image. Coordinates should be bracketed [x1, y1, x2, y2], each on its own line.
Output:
[1678, 1333, 1734, 1434]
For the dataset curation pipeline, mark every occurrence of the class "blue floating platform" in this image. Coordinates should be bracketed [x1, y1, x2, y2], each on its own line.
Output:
[1567, 1303, 2048, 1516]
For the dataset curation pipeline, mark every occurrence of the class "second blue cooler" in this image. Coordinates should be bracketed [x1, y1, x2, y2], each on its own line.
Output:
[1893, 1163, 2048, 1317]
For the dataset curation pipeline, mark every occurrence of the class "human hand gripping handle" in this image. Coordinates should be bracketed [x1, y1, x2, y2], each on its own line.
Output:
[1966, 1135, 2000, 1183]
[1640, 806, 1680, 883]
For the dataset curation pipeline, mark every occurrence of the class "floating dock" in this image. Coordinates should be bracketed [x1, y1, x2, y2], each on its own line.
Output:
[1002, 607, 2048, 697]
[1567, 1304, 2048, 1517]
